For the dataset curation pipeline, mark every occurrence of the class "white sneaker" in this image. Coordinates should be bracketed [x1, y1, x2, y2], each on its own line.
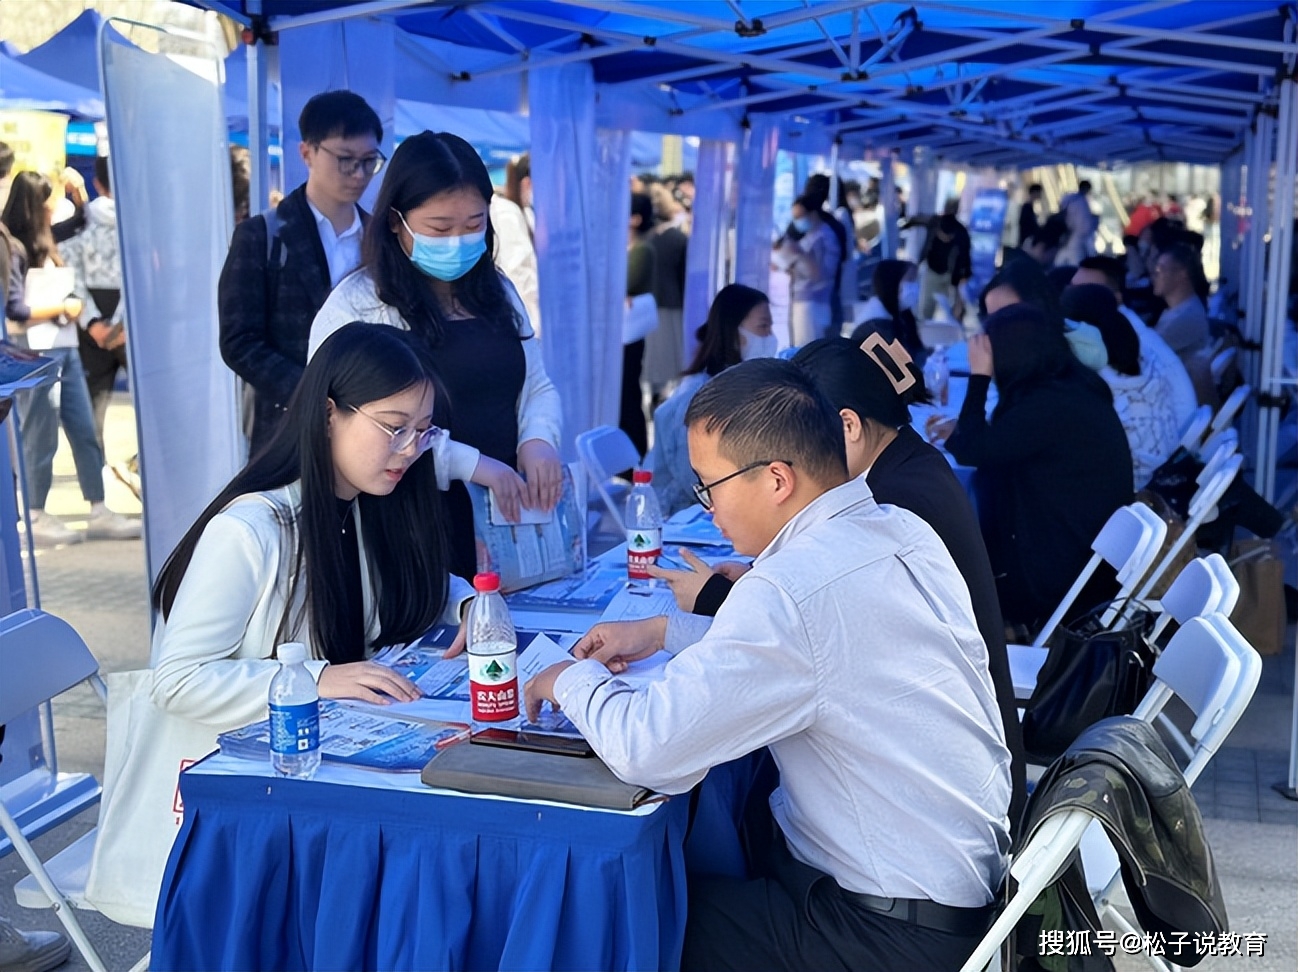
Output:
[24, 510, 84, 546]
[85, 508, 142, 540]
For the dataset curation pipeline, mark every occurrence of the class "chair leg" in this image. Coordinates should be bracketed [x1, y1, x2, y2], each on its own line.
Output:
[127, 950, 151, 972]
[0, 802, 108, 972]
[1103, 900, 1175, 972]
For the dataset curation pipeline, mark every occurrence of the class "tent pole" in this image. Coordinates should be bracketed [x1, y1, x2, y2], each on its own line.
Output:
[880, 153, 897, 260]
[247, 32, 269, 215]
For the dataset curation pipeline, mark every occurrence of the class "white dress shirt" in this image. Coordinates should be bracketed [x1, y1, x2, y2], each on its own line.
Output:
[307, 200, 364, 288]
[554, 478, 1012, 908]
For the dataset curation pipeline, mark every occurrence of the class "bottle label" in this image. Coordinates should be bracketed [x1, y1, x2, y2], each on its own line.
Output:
[269, 701, 319, 754]
[469, 650, 519, 721]
[627, 527, 662, 579]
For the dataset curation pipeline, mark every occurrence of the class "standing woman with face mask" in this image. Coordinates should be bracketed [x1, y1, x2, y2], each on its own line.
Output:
[310, 132, 563, 579]
[851, 259, 924, 362]
[647, 284, 775, 516]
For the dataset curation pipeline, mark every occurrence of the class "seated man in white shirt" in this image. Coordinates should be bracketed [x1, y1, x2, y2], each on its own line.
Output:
[525, 359, 1012, 972]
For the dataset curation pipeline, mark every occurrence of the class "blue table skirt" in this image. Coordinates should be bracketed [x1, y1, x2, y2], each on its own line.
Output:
[151, 765, 692, 972]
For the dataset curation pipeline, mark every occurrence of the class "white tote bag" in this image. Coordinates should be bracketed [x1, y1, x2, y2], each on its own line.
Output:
[622, 293, 660, 345]
[84, 670, 219, 928]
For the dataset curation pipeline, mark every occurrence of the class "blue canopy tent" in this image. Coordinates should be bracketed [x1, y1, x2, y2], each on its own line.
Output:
[0, 49, 103, 116]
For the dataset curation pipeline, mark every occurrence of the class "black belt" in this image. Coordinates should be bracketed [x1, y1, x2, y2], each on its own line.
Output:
[840, 890, 999, 937]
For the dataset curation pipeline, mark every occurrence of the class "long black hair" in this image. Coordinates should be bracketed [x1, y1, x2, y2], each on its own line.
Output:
[1, 171, 57, 268]
[152, 323, 452, 663]
[362, 130, 520, 345]
[793, 336, 929, 429]
[684, 284, 768, 377]
[983, 304, 1112, 418]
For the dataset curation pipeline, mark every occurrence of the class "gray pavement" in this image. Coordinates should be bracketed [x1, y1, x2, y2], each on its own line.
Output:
[1, 393, 1295, 971]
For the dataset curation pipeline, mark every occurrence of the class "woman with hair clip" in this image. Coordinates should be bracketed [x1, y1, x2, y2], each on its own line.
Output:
[648, 284, 776, 516]
[149, 322, 473, 728]
[310, 131, 563, 579]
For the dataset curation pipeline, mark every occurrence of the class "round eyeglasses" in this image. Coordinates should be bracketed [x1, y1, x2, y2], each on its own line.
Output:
[351, 407, 440, 455]
[315, 143, 387, 178]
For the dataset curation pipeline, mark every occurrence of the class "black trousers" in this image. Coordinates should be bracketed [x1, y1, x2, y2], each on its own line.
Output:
[681, 761, 989, 972]
[619, 339, 647, 459]
[77, 329, 128, 454]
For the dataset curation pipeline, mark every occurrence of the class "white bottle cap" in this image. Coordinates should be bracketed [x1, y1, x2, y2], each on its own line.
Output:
[278, 642, 307, 664]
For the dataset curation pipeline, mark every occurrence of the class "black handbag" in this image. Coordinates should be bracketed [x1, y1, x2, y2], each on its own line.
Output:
[1021, 602, 1156, 764]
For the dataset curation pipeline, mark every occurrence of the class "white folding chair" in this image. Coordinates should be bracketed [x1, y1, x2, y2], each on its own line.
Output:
[0, 610, 110, 972]
[1008, 503, 1167, 701]
[1131, 454, 1243, 605]
[1085, 614, 1262, 972]
[1208, 383, 1250, 434]
[575, 426, 640, 535]
[1209, 346, 1237, 386]
[1196, 427, 1237, 468]
[1175, 405, 1213, 453]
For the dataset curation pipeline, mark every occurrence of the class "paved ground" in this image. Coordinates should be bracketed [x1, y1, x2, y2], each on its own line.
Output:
[1, 393, 1294, 970]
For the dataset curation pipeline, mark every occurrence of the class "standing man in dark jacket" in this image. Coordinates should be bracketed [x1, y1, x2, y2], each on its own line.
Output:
[219, 90, 383, 454]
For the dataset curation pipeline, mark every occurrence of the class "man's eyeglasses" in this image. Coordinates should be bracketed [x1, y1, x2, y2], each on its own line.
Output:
[352, 408, 440, 455]
[315, 144, 387, 178]
[692, 460, 793, 511]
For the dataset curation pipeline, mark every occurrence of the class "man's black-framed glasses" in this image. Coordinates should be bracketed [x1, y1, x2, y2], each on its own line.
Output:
[315, 143, 387, 178]
[692, 460, 793, 511]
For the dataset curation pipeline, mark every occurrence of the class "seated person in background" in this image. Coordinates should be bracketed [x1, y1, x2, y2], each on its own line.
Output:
[981, 258, 1108, 371]
[526, 360, 1011, 972]
[151, 322, 472, 733]
[649, 284, 775, 516]
[1152, 243, 1217, 405]
[1072, 256, 1197, 427]
[1061, 285, 1182, 491]
[935, 305, 1133, 634]
[850, 259, 924, 362]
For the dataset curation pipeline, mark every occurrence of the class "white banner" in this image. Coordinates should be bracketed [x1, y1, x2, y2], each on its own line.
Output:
[101, 27, 242, 595]
[681, 140, 733, 366]
[733, 117, 780, 290]
[529, 64, 628, 458]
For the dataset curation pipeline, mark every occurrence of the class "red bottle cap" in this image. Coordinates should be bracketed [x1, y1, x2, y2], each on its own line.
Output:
[473, 572, 501, 592]
[633, 470, 653, 484]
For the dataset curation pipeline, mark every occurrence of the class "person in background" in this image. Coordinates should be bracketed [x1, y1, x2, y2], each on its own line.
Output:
[643, 185, 690, 407]
[1018, 183, 1043, 246]
[503, 153, 535, 234]
[773, 194, 840, 346]
[220, 90, 384, 455]
[0, 141, 14, 212]
[309, 130, 563, 580]
[1152, 242, 1216, 404]
[1072, 255, 1197, 427]
[229, 145, 252, 224]
[526, 360, 1011, 972]
[981, 258, 1108, 372]
[490, 153, 541, 335]
[61, 156, 128, 455]
[649, 284, 774, 516]
[803, 174, 852, 329]
[936, 304, 1132, 635]
[1057, 179, 1098, 265]
[621, 191, 657, 457]
[2, 171, 139, 545]
[1061, 284, 1181, 491]
[850, 259, 923, 362]
[910, 198, 972, 321]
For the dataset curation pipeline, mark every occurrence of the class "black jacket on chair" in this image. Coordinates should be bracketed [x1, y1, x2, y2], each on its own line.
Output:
[218, 185, 366, 452]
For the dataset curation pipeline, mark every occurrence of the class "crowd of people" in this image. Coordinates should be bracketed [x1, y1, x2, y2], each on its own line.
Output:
[1, 83, 1258, 972]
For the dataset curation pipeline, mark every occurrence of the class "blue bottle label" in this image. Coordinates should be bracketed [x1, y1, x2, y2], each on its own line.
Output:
[269, 701, 319, 754]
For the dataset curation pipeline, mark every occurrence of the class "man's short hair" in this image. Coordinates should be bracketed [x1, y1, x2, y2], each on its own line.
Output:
[298, 90, 383, 145]
[93, 155, 110, 192]
[1077, 255, 1125, 294]
[0, 142, 13, 180]
[1160, 242, 1203, 279]
[1028, 183, 1043, 195]
[1078, 180, 1093, 193]
[684, 359, 848, 485]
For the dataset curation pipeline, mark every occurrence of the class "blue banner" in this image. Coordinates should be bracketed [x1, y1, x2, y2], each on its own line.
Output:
[968, 188, 1009, 298]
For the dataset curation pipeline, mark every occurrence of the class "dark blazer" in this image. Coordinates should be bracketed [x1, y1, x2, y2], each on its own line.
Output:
[218, 185, 365, 452]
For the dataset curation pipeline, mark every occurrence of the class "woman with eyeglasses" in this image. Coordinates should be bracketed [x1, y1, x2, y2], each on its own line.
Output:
[310, 131, 563, 579]
[149, 322, 472, 729]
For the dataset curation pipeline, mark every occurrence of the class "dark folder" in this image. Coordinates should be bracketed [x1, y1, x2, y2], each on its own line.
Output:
[421, 742, 659, 811]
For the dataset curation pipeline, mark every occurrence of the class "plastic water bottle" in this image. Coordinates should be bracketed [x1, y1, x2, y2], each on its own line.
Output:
[268, 642, 320, 779]
[924, 346, 950, 408]
[467, 572, 520, 723]
[626, 470, 663, 580]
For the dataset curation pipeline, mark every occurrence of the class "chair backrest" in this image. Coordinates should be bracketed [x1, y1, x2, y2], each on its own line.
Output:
[1031, 504, 1167, 647]
[0, 609, 99, 726]
[1176, 405, 1213, 452]
[1147, 557, 1224, 644]
[575, 426, 640, 534]
[1132, 614, 1257, 784]
[1209, 346, 1237, 384]
[1197, 427, 1237, 466]
[1202, 552, 1241, 616]
[1209, 383, 1250, 433]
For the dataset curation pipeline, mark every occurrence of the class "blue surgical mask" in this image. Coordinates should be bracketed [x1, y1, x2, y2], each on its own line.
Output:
[397, 212, 486, 281]
[792, 216, 812, 234]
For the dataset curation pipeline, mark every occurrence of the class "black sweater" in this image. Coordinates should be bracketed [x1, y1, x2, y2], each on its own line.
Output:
[945, 374, 1133, 631]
